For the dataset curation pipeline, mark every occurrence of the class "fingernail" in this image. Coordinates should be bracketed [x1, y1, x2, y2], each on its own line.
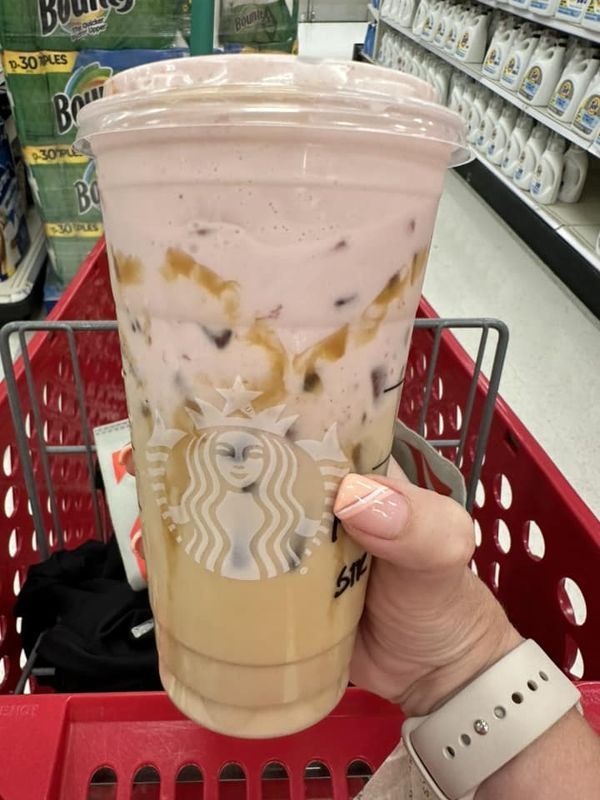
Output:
[334, 475, 409, 540]
[118, 444, 132, 466]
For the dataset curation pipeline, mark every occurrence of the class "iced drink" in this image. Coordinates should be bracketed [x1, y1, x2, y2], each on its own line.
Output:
[76, 55, 467, 738]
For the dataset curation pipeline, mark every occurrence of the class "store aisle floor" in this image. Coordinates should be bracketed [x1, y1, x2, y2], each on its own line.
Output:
[426, 173, 600, 518]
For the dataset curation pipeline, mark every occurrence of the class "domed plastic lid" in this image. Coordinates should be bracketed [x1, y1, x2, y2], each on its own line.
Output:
[76, 54, 469, 166]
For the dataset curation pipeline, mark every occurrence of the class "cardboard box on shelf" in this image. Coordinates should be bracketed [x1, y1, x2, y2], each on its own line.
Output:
[0, 0, 188, 52]
[45, 220, 103, 286]
[2, 47, 188, 145]
[24, 143, 101, 223]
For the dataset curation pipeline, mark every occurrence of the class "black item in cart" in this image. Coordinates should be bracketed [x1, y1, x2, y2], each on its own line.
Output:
[14, 536, 160, 692]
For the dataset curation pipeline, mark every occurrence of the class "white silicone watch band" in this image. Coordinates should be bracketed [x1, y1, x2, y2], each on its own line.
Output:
[402, 639, 581, 800]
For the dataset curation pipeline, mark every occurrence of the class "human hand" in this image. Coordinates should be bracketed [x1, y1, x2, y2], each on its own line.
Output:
[334, 461, 522, 716]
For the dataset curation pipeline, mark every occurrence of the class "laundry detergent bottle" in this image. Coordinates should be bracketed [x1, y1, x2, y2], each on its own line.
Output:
[548, 50, 600, 123]
[455, 10, 489, 63]
[501, 112, 534, 176]
[572, 69, 600, 139]
[412, 0, 430, 36]
[422, 0, 443, 41]
[530, 133, 566, 204]
[467, 86, 489, 144]
[558, 144, 588, 203]
[500, 32, 540, 90]
[528, 0, 560, 16]
[483, 25, 517, 79]
[488, 104, 519, 164]
[513, 123, 550, 190]
[476, 94, 504, 153]
[519, 40, 566, 106]
[445, 6, 469, 53]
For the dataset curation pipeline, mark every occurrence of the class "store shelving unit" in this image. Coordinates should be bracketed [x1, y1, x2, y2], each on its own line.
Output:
[380, 17, 599, 153]
[471, 150, 600, 269]
[476, 0, 600, 44]
[457, 155, 600, 318]
[367, 6, 600, 317]
[0, 211, 46, 322]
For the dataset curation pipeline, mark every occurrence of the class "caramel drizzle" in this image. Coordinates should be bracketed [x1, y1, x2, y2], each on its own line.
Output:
[293, 326, 349, 394]
[244, 320, 288, 409]
[116, 244, 428, 406]
[160, 248, 240, 320]
[113, 249, 143, 286]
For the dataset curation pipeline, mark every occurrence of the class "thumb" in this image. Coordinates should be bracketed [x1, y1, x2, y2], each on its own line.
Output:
[334, 473, 475, 576]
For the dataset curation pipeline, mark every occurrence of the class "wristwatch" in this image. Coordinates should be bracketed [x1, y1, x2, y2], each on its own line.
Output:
[402, 639, 581, 800]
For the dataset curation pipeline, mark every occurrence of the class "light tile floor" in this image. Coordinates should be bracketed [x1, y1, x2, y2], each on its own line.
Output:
[426, 174, 600, 519]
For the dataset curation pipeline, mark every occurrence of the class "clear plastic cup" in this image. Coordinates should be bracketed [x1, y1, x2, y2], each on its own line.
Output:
[76, 55, 468, 738]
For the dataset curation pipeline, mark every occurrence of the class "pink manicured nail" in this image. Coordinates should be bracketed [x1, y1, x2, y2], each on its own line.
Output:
[118, 444, 132, 465]
[334, 475, 409, 540]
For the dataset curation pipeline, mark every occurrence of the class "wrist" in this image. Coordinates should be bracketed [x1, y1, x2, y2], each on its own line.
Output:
[398, 610, 523, 717]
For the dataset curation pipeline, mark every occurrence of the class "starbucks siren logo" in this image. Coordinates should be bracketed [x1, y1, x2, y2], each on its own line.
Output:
[75, 161, 100, 215]
[38, 0, 137, 38]
[53, 61, 113, 136]
[146, 377, 349, 581]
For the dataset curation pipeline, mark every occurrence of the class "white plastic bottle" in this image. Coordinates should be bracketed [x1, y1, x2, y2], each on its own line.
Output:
[432, 64, 452, 104]
[421, 0, 442, 41]
[518, 41, 566, 107]
[483, 26, 517, 80]
[456, 10, 489, 63]
[513, 124, 550, 190]
[548, 51, 600, 123]
[476, 94, 504, 153]
[448, 72, 467, 112]
[528, 0, 560, 15]
[501, 113, 534, 176]
[380, 0, 394, 18]
[488, 104, 519, 164]
[445, 6, 468, 53]
[399, 0, 418, 26]
[412, 0, 430, 35]
[584, 0, 600, 32]
[433, 3, 454, 47]
[555, 0, 589, 25]
[467, 86, 490, 144]
[510, 0, 529, 11]
[530, 134, 566, 205]
[573, 71, 600, 139]
[459, 79, 476, 123]
[500, 33, 540, 91]
[558, 144, 588, 203]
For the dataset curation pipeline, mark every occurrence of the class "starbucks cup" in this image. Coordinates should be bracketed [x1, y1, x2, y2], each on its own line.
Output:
[76, 55, 467, 738]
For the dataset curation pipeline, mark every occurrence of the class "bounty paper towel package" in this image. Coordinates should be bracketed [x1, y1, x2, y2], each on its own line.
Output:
[219, 0, 299, 52]
[0, 0, 187, 51]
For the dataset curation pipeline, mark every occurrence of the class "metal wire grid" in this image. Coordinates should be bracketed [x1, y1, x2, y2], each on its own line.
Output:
[1, 317, 508, 553]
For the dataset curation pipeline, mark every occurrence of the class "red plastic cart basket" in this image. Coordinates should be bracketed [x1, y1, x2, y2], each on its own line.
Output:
[0, 241, 598, 799]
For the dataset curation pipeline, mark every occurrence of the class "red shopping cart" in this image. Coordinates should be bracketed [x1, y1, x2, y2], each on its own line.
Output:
[0, 240, 598, 799]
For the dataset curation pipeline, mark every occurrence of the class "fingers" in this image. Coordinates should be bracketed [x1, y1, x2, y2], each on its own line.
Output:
[118, 444, 136, 477]
[334, 473, 475, 575]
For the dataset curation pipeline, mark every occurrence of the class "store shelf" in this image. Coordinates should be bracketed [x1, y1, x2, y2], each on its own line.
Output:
[456, 156, 600, 318]
[471, 149, 600, 275]
[368, 4, 380, 20]
[381, 17, 598, 152]
[0, 211, 45, 307]
[476, 0, 600, 45]
[472, 150, 560, 228]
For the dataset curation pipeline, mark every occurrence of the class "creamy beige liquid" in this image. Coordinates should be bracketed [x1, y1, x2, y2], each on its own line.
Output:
[80, 56, 462, 738]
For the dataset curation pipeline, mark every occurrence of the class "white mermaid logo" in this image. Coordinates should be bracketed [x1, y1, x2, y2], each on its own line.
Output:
[146, 378, 349, 581]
